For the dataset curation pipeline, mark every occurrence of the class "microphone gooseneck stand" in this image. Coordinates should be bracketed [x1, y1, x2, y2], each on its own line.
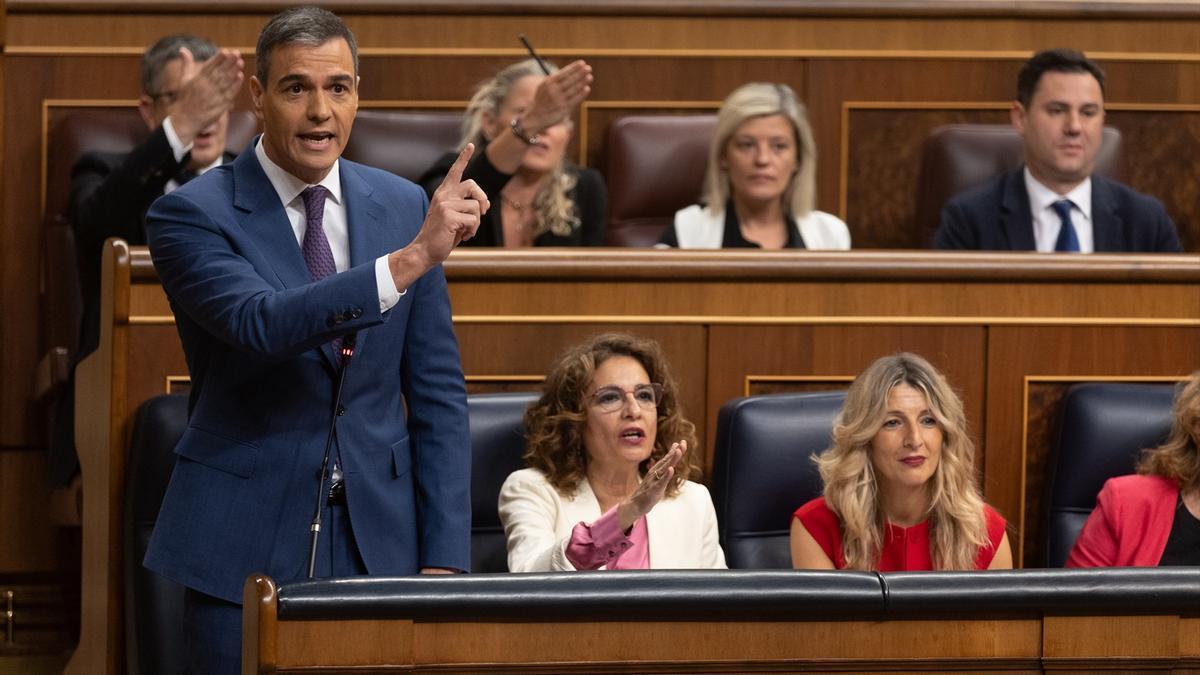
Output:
[307, 333, 357, 579]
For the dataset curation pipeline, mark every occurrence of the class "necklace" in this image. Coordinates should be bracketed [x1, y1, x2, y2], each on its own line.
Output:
[501, 194, 526, 211]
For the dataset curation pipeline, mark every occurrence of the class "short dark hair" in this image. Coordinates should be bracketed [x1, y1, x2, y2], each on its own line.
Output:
[141, 34, 217, 96]
[255, 6, 359, 84]
[1016, 49, 1106, 107]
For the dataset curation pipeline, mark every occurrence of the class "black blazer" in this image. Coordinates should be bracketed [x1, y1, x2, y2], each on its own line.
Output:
[70, 126, 237, 357]
[934, 168, 1183, 253]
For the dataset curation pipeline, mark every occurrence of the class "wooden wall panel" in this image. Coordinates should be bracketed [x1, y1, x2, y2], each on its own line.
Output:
[844, 106, 1011, 248]
[985, 326, 1200, 567]
[1107, 109, 1200, 252]
[0, 452, 57, 571]
[706, 325, 987, 468]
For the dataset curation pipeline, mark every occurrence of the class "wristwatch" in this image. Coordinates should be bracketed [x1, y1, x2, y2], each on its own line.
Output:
[510, 117, 538, 145]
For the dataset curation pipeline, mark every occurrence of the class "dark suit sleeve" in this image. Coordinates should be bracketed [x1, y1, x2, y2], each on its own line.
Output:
[146, 189, 385, 360]
[70, 126, 185, 255]
[401, 269, 472, 571]
[934, 198, 979, 250]
[399, 189, 471, 570]
[658, 223, 680, 247]
[575, 168, 608, 246]
[1152, 207, 1184, 253]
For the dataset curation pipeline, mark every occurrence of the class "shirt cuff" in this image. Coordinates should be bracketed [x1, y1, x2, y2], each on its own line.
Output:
[563, 506, 635, 570]
[161, 116, 193, 163]
[374, 255, 406, 313]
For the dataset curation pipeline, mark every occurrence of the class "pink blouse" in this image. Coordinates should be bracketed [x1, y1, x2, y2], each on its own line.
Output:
[565, 507, 650, 570]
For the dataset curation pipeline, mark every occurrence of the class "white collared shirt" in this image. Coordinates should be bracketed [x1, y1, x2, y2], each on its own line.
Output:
[255, 137, 403, 312]
[161, 116, 223, 194]
[1025, 168, 1094, 253]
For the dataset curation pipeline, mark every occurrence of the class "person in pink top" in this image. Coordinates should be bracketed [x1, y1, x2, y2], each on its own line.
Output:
[499, 333, 726, 571]
[1067, 372, 1200, 567]
[791, 353, 1012, 571]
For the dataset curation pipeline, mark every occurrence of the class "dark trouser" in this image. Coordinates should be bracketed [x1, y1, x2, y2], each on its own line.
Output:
[182, 500, 367, 674]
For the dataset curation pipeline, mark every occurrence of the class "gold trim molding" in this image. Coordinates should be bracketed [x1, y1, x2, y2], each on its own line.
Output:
[743, 374, 854, 397]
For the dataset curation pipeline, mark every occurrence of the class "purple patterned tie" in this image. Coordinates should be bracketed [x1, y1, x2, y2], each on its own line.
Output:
[299, 186, 342, 355]
[300, 186, 336, 280]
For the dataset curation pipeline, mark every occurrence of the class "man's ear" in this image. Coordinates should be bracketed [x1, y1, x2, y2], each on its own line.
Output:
[249, 76, 264, 120]
[137, 96, 158, 131]
[1009, 100, 1026, 135]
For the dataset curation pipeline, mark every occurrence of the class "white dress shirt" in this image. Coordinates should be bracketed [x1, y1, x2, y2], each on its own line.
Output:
[1025, 168, 1094, 253]
[254, 138, 403, 312]
[161, 116, 223, 194]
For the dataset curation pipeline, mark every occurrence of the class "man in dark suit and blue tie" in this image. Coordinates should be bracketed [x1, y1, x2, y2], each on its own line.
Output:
[935, 49, 1182, 253]
[143, 7, 488, 672]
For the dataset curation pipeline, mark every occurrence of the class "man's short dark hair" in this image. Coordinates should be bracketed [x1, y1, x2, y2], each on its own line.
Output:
[141, 34, 217, 96]
[1016, 49, 1106, 108]
[255, 6, 359, 84]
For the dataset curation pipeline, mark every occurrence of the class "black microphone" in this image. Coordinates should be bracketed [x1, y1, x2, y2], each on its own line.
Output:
[307, 332, 357, 579]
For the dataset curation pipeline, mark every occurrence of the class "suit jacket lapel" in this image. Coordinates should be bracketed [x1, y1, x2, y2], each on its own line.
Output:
[233, 147, 312, 290]
[1001, 169, 1037, 251]
[1090, 177, 1123, 252]
[234, 145, 340, 371]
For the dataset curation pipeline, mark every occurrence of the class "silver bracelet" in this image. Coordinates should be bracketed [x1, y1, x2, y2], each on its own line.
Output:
[510, 117, 537, 145]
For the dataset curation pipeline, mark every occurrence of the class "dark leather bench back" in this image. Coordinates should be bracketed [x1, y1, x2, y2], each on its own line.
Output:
[710, 391, 845, 569]
[1042, 382, 1175, 567]
[469, 392, 538, 573]
[123, 393, 189, 675]
[604, 114, 715, 247]
[342, 109, 462, 182]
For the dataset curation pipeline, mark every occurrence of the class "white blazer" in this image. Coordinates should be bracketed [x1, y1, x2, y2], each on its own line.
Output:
[498, 467, 727, 572]
[665, 203, 851, 250]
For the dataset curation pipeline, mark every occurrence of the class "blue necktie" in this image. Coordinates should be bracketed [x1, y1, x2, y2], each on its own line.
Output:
[300, 186, 342, 356]
[1052, 199, 1080, 253]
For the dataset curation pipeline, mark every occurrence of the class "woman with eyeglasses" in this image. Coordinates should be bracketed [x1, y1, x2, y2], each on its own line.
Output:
[499, 333, 726, 571]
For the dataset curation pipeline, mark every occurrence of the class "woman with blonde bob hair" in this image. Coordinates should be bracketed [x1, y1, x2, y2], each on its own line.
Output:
[659, 82, 849, 250]
[499, 333, 726, 571]
[1068, 372, 1200, 567]
[792, 353, 1012, 571]
[418, 58, 607, 247]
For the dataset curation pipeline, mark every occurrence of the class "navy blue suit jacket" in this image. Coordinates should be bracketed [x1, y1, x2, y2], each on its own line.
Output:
[143, 144, 471, 603]
[934, 168, 1182, 252]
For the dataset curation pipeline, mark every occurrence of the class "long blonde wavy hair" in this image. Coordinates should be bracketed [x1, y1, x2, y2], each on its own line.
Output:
[1136, 372, 1200, 493]
[459, 58, 580, 239]
[816, 353, 989, 570]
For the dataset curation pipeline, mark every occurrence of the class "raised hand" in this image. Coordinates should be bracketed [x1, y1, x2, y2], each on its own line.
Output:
[617, 441, 686, 530]
[391, 143, 490, 288]
[169, 47, 245, 144]
[520, 59, 593, 135]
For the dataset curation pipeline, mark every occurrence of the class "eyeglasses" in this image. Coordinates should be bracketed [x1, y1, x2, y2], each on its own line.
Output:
[587, 383, 664, 413]
[150, 90, 179, 105]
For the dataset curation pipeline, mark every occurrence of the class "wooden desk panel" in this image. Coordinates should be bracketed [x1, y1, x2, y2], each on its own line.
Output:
[72, 245, 1200, 674]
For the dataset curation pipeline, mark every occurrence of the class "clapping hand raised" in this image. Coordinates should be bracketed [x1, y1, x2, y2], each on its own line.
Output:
[617, 441, 686, 531]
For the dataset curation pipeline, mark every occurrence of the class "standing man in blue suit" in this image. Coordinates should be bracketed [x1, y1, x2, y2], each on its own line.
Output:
[143, 7, 488, 672]
[935, 49, 1182, 253]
